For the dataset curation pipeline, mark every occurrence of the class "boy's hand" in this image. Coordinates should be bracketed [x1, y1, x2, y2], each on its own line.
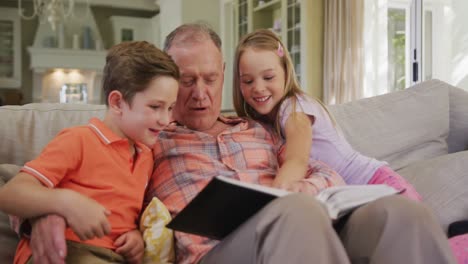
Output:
[114, 229, 144, 264]
[56, 189, 111, 241]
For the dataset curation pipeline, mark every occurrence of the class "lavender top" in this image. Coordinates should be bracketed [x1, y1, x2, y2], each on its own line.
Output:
[278, 94, 386, 184]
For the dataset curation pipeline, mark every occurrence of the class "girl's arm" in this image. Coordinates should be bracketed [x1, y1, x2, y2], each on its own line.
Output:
[0, 172, 111, 241]
[272, 112, 313, 190]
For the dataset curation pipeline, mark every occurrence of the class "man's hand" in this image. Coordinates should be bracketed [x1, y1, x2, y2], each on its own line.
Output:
[30, 214, 67, 264]
[114, 229, 144, 264]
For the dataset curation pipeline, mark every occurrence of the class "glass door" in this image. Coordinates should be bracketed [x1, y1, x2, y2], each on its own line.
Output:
[363, 0, 412, 97]
[363, 0, 468, 95]
[421, 0, 468, 91]
[286, 0, 301, 83]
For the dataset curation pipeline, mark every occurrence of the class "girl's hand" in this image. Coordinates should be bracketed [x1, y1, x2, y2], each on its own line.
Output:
[271, 176, 297, 191]
[272, 178, 308, 193]
[56, 189, 111, 241]
[114, 229, 144, 264]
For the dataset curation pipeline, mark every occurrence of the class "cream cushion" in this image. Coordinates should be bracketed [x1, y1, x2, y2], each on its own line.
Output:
[140, 197, 175, 264]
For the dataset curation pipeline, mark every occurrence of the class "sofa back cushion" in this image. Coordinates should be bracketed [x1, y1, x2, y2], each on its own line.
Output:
[328, 79, 450, 171]
[0, 103, 106, 165]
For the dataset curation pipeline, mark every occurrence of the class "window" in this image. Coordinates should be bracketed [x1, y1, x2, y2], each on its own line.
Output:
[0, 8, 21, 88]
[387, 7, 407, 91]
[364, 0, 468, 96]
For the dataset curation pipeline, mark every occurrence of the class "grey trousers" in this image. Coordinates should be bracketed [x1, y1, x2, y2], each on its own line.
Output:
[200, 194, 456, 264]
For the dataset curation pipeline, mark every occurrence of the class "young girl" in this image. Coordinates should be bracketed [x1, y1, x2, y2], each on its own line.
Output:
[233, 29, 421, 201]
[233, 29, 345, 194]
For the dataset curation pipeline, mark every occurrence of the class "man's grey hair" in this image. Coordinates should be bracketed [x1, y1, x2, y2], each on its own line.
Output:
[163, 22, 222, 52]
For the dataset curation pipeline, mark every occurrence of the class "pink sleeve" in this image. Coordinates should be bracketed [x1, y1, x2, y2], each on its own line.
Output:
[367, 166, 422, 201]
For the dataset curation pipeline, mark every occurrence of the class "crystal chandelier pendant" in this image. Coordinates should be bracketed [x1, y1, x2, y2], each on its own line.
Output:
[18, 0, 78, 31]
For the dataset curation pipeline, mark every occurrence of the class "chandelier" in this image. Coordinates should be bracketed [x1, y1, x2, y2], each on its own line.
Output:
[18, 0, 88, 31]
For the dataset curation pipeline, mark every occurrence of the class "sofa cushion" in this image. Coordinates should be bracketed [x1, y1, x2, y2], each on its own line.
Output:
[0, 208, 18, 264]
[0, 164, 21, 183]
[329, 80, 449, 171]
[447, 82, 468, 153]
[0, 103, 106, 165]
[397, 151, 468, 232]
[0, 164, 21, 264]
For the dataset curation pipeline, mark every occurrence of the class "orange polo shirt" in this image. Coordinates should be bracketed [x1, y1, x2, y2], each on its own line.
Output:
[14, 118, 153, 264]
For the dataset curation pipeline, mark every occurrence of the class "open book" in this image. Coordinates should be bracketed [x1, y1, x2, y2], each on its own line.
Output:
[166, 176, 400, 240]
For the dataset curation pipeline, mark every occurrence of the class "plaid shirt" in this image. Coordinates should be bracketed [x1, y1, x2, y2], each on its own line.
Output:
[145, 116, 280, 264]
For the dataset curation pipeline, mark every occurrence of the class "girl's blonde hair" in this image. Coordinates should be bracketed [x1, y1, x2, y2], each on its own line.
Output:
[233, 29, 336, 136]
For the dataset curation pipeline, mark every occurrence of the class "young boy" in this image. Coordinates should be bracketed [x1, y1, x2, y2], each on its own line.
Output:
[0, 41, 179, 264]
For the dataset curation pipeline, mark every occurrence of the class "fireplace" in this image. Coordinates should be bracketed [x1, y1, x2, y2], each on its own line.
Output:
[28, 40, 107, 104]
[27, 3, 106, 104]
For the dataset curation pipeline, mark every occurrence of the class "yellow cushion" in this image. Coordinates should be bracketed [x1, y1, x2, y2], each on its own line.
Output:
[139, 197, 175, 264]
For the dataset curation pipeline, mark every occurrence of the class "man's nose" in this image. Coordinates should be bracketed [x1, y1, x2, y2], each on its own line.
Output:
[192, 80, 208, 100]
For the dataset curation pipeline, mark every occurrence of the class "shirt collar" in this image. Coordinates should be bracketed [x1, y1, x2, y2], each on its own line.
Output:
[88, 118, 151, 152]
[88, 118, 124, 145]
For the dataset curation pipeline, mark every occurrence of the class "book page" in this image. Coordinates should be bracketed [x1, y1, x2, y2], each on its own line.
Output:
[316, 185, 399, 219]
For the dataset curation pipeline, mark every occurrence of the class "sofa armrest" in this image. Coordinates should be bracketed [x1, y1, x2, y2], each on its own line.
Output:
[447, 81, 468, 153]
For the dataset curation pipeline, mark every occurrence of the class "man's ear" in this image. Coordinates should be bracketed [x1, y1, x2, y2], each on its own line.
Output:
[108, 90, 124, 115]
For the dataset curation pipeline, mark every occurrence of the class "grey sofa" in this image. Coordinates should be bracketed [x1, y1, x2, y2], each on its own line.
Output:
[1, 79, 467, 262]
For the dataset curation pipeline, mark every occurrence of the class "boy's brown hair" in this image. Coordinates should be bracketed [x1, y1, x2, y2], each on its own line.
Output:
[102, 41, 180, 106]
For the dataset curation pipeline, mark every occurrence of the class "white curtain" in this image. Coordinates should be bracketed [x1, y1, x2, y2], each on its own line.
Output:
[362, 0, 390, 98]
[323, 0, 365, 104]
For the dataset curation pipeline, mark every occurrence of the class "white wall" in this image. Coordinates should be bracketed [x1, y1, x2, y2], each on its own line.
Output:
[158, 0, 182, 48]
[182, 0, 220, 33]
[158, 0, 221, 48]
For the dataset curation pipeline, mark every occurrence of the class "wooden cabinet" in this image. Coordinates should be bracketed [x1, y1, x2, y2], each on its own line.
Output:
[225, 0, 307, 87]
[220, 0, 309, 110]
[0, 8, 21, 88]
[109, 16, 156, 45]
[222, 0, 325, 100]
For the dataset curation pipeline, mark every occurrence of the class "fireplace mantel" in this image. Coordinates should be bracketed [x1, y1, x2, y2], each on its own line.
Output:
[28, 47, 107, 73]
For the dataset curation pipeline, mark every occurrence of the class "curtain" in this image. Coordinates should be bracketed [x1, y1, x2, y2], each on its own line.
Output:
[362, 0, 390, 98]
[323, 0, 365, 104]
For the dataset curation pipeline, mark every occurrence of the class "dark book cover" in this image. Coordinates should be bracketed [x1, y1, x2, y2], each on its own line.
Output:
[166, 176, 286, 240]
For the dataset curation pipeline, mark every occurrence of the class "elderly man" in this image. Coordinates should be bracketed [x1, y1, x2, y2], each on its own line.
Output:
[24, 23, 455, 264]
